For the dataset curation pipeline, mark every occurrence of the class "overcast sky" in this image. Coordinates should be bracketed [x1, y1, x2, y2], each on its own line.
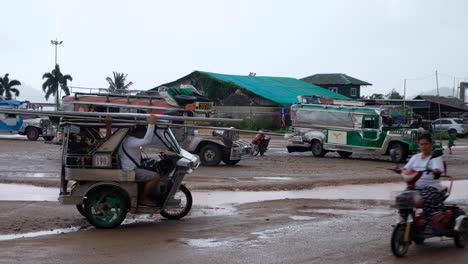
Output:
[2, 0, 468, 102]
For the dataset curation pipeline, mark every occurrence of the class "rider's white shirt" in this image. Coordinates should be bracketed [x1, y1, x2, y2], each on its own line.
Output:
[118, 125, 155, 171]
[404, 153, 445, 190]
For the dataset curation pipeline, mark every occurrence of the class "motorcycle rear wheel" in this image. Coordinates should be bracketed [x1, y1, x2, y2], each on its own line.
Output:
[454, 218, 468, 248]
[391, 224, 410, 257]
[259, 145, 267, 156]
[253, 145, 260, 156]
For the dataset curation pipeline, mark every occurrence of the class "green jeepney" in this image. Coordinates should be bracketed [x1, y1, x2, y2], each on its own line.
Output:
[286, 99, 423, 162]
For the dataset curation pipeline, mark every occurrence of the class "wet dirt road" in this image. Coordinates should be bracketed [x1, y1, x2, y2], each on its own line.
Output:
[0, 136, 467, 263]
[1, 200, 467, 264]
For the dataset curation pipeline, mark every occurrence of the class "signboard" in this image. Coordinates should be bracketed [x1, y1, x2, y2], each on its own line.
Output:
[327, 130, 347, 145]
[195, 102, 213, 110]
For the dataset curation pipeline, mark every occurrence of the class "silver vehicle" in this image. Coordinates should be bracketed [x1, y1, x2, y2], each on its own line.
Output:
[432, 118, 468, 138]
[19, 116, 56, 141]
[59, 121, 200, 228]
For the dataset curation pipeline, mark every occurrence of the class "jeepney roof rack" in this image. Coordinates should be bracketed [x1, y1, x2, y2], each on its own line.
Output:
[72, 92, 164, 100]
[297, 96, 367, 107]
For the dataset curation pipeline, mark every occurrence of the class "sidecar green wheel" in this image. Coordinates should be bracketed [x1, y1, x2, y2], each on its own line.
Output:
[84, 186, 129, 229]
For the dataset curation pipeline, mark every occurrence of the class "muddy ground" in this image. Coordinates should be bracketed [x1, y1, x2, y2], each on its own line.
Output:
[1, 136, 467, 191]
[0, 136, 467, 263]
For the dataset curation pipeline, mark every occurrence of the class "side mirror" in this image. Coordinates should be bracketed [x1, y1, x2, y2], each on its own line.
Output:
[431, 148, 444, 159]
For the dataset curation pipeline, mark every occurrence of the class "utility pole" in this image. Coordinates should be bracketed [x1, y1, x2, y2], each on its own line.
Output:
[435, 70, 441, 120]
[50, 39, 63, 110]
[403, 79, 407, 108]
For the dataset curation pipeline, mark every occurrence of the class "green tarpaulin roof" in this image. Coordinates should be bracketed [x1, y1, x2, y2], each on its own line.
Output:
[198, 71, 348, 106]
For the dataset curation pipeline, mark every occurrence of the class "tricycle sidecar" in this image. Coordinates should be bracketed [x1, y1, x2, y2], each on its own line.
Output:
[58, 121, 199, 229]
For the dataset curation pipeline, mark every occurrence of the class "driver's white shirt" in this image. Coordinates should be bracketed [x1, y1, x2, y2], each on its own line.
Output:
[404, 153, 444, 190]
[118, 125, 155, 171]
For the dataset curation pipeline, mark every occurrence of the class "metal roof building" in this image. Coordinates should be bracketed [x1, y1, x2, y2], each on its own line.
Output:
[154, 71, 348, 107]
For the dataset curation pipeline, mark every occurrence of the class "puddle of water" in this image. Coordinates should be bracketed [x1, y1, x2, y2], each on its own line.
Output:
[194, 180, 468, 207]
[0, 184, 57, 201]
[1, 180, 468, 206]
[180, 238, 231, 248]
[1, 172, 58, 178]
[0, 227, 82, 241]
[253, 177, 292, 181]
[289, 215, 316, 221]
[300, 208, 393, 217]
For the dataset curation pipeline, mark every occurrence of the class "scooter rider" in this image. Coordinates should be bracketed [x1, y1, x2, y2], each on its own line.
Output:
[403, 133, 445, 234]
[118, 115, 160, 206]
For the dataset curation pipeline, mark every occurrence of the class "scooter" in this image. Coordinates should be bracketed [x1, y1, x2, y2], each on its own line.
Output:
[389, 149, 468, 257]
[252, 129, 271, 156]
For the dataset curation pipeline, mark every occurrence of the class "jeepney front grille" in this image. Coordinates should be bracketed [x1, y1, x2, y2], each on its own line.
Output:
[231, 131, 240, 141]
[231, 139, 253, 159]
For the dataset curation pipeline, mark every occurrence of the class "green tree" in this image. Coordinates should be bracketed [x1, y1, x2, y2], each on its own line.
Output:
[42, 64, 73, 109]
[0, 73, 21, 99]
[106, 72, 133, 94]
[386, 89, 404, 99]
[369, 93, 384, 99]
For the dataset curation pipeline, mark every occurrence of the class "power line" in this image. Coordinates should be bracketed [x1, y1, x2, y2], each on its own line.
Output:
[404, 73, 435, 81]
[437, 72, 468, 80]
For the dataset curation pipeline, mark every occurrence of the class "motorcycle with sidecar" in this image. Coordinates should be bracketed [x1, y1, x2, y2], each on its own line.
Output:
[58, 120, 200, 229]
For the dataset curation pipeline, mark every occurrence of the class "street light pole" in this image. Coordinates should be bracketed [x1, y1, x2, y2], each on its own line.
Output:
[51, 39, 63, 66]
[50, 39, 63, 110]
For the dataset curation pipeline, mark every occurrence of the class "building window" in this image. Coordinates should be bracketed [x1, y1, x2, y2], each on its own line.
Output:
[350, 88, 357, 97]
[328, 87, 338, 93]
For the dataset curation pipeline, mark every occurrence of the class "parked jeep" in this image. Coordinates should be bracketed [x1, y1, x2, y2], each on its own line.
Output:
[19, 117, 56, 141]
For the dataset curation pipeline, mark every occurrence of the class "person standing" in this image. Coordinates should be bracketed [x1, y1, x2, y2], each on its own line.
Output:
[447, 132, 456, 154]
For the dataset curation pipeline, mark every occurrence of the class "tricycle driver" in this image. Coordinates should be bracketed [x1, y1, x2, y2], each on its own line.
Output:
[118, 115, 160, 206]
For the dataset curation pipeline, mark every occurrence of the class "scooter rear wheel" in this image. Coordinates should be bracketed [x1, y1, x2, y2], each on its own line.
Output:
[454, 218, 468, 248]
[391, 224, 410, 257]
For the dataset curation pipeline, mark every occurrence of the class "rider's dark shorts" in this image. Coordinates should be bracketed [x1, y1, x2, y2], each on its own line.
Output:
[134, 168, 157, 182]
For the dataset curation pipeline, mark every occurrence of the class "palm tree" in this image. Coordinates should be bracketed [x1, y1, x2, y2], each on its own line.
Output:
[42, 64, 72, 109]
[0, 73, 21, 99]
[106, 72, 133, 94]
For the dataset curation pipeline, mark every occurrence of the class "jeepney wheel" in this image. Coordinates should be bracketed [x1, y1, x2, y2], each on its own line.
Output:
[25, 127, 40, 141]
[389, 142, 408, 163]
[160, 184, 192, 220]
[222, 155, 240, 166]
[311, 140, 326, 157]
[337, 151, 352, 158]
[199, 144, 222, 166]
[43, 136, 55, 141]
[83, 186, 129, 229]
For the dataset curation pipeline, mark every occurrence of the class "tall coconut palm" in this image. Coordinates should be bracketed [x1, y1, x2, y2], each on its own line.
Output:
[0, 73, 21, 100]
[42, 64, 72, 109]
[106, 72, 133, 94]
